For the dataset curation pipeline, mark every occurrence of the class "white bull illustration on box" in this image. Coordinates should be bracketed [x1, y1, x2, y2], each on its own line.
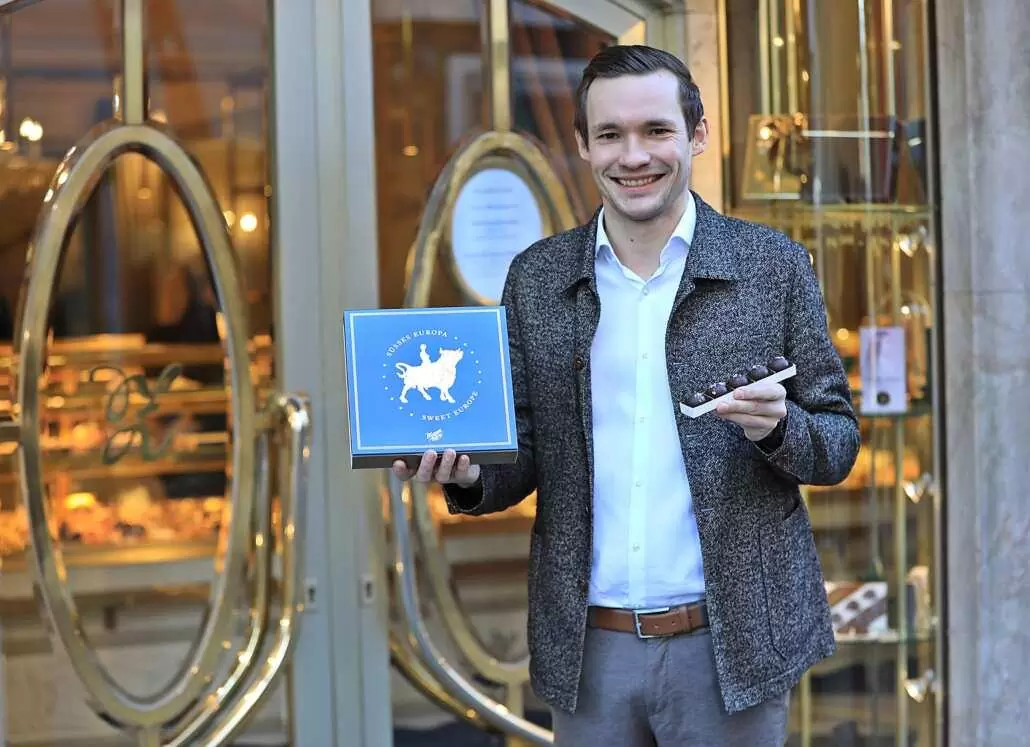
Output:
[396, 344, 465, 404]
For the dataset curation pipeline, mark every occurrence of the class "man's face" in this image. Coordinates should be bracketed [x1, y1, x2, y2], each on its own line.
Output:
[576, 70, 708, 224]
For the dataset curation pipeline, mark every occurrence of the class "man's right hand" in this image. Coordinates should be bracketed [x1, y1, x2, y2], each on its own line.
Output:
[391, 448, 481, 488]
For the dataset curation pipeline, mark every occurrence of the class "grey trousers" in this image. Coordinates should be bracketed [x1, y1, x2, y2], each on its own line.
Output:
[551, 625, 789, 746]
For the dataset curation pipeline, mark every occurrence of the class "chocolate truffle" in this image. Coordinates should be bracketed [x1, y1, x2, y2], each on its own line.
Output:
[768, 355, 791, 372]
[685, 392, 709, 408]
[726, 373, 750, 390]
[705, 382, 729, 399]
[747, 364, 771, 381]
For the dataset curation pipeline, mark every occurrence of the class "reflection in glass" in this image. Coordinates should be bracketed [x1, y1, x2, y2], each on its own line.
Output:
[510, 0, 614, 220]
[727, 0, 929, 207]
[371, 0, 486, 310]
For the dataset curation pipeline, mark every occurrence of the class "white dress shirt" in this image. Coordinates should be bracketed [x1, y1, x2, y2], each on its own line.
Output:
[587, 194, 706, 610]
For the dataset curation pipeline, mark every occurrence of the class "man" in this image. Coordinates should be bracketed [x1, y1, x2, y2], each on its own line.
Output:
[393, 45, 859, 745]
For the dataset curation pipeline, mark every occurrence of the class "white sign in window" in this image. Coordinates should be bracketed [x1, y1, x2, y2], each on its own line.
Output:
[450, 167, 545, 303]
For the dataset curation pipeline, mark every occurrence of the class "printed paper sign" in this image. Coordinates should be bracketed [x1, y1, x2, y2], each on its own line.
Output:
[859, 326, 907, 415]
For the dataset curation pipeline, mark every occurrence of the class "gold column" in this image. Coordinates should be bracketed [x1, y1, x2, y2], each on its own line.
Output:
[769, 0, 782, 112]
[857, 0, 874, 202]
[784, 0, 799, 114]
[716, 0, 733, 209]
[120, 0, 145, 126]
[758, 0, 771, 112]
[488, 0, 511, 131]
[882, 0, 897, 120]
[890, 230, 909, 747]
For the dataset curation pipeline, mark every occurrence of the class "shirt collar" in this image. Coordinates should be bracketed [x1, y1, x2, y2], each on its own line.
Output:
[595, 190, 697, 264]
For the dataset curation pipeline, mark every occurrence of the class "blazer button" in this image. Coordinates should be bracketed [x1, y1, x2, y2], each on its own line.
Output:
[572, 354, 585, 371]
[578, 579, 588, 593]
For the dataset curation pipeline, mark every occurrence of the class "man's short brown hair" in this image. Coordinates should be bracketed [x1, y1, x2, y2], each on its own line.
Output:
[574, 45, 704, 143]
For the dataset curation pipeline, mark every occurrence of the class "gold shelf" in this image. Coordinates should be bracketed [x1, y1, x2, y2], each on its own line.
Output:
[834, 629, 934, 646]
[0, 540, 219, 600]
[0, 336, 272, 369]
[0, 439, 229, 484]
[732, 202, 930, 218]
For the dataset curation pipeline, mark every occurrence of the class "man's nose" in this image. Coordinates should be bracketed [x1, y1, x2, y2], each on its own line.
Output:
[618, 136, 650, 169]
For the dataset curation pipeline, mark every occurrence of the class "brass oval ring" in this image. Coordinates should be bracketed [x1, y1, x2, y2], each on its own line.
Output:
[14, 118, 257, 728]
[411, 479, 529, 685]
[404, 130, 579, 308]
[394, 129, 574, 741]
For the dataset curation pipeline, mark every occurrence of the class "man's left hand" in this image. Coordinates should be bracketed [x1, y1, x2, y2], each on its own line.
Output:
[714, 380, 787, 442]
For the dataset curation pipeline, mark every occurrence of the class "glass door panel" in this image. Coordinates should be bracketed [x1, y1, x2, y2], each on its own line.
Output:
[371, 0, 666, 743]
[0, 2, 303, 745]
[510, 0, 615, 220]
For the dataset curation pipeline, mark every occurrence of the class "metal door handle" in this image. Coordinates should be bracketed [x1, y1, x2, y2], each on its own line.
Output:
[388, 473, 553, 745]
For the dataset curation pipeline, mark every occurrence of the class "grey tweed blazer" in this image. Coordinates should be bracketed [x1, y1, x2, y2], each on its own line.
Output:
[445, 192, 860, 715]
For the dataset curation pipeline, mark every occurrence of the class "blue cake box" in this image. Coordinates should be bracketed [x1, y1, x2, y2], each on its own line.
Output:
[342, 306, 519, 469]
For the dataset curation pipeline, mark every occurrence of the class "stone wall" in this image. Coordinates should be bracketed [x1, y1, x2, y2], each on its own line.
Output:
[935, 1, 1030, 745]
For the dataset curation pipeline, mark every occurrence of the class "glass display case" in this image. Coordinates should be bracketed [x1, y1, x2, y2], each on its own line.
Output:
[720, 0, 942, 744]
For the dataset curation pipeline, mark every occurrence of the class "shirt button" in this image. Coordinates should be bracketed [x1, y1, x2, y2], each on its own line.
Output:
[635, 480, 642, 488]
[643, 288, 650, 296]
[632, 545, 640, 552]
[641, 353, 649, 360]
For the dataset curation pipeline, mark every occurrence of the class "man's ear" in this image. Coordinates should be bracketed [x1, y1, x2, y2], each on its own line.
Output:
[576, 130, 590, 161]
[691, 117, 710, 157]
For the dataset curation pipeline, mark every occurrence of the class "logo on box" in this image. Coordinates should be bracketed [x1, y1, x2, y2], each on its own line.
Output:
[383, 330, 485, 440]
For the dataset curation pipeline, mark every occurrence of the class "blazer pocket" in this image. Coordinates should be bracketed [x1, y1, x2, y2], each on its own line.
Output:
[759, 505, 815, 660]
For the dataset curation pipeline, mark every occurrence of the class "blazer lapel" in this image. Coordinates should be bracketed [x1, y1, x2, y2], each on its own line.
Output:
[671, 193, 742, 317]
[563, 211, 602, 496]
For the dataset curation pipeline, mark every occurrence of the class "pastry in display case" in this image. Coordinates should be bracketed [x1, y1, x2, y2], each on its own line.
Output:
[0, 334, 273, 577]
[0, 332, 290, 743]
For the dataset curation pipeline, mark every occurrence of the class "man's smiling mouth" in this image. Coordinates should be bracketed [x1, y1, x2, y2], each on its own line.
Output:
[610, 174, 665, 187]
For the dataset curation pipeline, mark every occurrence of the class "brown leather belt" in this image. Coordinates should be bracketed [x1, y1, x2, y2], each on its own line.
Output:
[588, 601, 709, 639]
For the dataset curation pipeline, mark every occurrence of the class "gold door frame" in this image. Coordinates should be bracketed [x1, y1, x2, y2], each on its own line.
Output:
[0, 2, 312, 745]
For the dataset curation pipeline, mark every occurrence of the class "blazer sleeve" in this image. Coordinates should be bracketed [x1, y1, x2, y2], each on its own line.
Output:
[442, 256, 538, 515]
[753, 241, 861, 485]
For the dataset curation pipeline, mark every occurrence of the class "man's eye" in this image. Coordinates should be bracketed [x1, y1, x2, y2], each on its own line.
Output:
[596, 132, 618, 140]
[650, 128, 671, 136]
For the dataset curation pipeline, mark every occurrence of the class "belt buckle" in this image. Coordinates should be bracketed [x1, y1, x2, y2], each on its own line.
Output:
[633, 607, 671, 639]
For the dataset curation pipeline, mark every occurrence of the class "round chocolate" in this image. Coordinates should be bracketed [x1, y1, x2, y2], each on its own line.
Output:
[768, 355, 791, 372]
[747, 364, 771, 381]
[705, 382, 729, 399]
[685, 392, 709, 408]
[726, 373, 750, 390]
